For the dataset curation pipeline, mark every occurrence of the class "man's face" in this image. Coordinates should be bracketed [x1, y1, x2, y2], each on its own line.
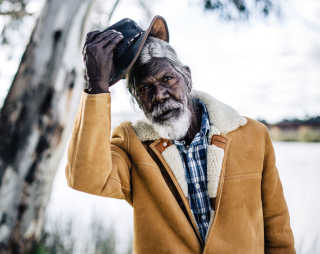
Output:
[134, 58, 191, 125]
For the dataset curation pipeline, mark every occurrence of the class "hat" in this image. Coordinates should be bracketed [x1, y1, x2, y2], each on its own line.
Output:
[102, 15, 169, 85]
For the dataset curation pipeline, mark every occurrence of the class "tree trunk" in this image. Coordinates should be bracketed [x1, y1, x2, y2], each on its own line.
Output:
[0, 0, 93, 252]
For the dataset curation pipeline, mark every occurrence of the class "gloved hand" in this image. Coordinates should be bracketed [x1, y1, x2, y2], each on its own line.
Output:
[82, 29, 124, 94]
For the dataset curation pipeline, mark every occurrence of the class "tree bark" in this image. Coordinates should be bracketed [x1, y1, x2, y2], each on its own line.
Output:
[0, 0, 93, 252]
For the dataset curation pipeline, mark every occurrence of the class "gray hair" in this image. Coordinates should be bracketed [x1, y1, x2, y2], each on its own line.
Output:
[139, 36, 179, 64]
[127, 36, 192, 107]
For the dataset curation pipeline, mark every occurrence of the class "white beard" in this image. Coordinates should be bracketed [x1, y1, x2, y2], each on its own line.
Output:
[145, 106, 191, 140]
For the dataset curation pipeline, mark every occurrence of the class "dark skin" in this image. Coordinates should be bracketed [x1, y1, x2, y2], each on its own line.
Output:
[83, 29, 201, 145]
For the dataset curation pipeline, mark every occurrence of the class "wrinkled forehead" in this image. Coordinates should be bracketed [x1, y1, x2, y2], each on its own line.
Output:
[134, 58, 174, 82]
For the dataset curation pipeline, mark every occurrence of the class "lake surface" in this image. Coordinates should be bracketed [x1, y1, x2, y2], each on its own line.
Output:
[47, 141, 320, 253]
[273, 142, 320, 253]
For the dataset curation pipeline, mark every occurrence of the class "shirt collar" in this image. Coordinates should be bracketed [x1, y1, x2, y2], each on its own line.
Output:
[174, 99, 210, 146]
[198, 99, 210, 138]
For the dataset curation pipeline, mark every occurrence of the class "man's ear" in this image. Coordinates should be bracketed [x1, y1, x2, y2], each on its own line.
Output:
[183, 65, 191, 76]
[182, 65, 192, 92]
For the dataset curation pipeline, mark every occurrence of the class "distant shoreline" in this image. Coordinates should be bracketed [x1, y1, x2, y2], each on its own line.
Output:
[258, 116, 320, 142]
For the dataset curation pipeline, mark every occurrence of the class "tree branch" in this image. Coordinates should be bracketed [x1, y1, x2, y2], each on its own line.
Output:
[0, 10, 33, 18]
[107, 0, 121, 25]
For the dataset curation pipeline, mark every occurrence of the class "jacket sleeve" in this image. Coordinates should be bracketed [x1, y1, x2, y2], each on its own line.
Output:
[65, 90, 132, 205]
[262, 128, 296, 254]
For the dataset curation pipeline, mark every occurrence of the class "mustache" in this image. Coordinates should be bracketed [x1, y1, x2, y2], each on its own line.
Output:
[151, 99, 184, 118]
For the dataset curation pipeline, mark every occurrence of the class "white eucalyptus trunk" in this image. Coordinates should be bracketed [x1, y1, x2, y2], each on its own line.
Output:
[0, 0, 93, 252]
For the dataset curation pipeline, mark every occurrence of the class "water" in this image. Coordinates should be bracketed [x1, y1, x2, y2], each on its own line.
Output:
[274, 142, 320, 253]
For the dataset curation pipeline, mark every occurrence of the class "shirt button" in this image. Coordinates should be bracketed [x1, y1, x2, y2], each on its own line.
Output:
[163, 142, 167, 147]
[195, 183, 200, 189]
[202, 215, 206, 220]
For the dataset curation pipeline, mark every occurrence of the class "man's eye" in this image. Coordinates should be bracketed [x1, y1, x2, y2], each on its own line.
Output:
[162, 76, 173, 82]
[139, 85, 150, 92]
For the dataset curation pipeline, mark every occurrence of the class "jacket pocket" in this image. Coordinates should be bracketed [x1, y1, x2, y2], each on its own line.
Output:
[221, 171, 262, 211]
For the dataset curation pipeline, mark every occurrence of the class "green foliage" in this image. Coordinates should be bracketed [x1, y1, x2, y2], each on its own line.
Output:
[91, 219, 117, 254]
[258, 115, 320, 127]
[203, 0, 278, 20]
[279, 115, 320, 125]
[28, 244, 48, 254]
[34, 214, 132, 254]
[40, 218, 76, 254]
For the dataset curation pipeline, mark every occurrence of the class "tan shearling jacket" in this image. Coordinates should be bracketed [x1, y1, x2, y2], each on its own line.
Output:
[65, 89, 296, 254]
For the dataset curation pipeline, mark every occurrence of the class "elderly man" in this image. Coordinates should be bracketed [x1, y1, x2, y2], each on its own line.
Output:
[65, 16, 295, 254]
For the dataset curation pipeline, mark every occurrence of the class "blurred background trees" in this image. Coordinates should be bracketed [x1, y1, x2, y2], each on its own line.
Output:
[204, 0, 279, 19]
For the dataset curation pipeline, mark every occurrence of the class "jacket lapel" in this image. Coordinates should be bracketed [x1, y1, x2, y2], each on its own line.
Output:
[161, 144, 188, 196]
[149, 139, 203, 243]
[204, 134, 231, 242]
[207, 140, 225, 198]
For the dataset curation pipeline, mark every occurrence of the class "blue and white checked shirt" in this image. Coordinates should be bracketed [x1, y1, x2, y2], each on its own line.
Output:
[174, 99, 212, 242]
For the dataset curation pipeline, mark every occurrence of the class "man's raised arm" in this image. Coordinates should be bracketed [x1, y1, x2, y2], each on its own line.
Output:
[65, 29, 133, 204]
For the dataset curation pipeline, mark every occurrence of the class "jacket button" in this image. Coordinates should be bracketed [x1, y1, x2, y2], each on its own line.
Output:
[163, 142, 167, 147]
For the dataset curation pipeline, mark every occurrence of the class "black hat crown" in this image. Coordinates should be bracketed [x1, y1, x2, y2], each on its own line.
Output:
[101, 15, 169, 85]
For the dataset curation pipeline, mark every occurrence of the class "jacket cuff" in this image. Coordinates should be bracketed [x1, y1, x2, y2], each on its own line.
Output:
[82, 89, 111, 103]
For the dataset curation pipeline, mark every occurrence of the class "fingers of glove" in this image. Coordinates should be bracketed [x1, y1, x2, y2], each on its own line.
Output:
[102, 33, 124, 50]
[82, 30, 122, 63]
[83, 30, 100, 55]
[86, 29, 121, 47]
[86, 34, 123, 59]
[85, 30, 100, 43]
[87, 31, 121, 49]
[83, 49, 97, 68]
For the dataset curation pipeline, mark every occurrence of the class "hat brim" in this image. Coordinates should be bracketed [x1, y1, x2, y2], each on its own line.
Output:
[112, 15, 169, 85]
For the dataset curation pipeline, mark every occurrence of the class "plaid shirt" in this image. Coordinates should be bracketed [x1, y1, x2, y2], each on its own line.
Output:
[174, 99, 212, 242]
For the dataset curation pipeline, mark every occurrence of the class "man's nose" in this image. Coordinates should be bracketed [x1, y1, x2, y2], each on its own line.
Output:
[154, 85, 169, 103]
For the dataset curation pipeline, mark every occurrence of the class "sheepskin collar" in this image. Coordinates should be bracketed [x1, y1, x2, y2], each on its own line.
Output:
[132, 89, 248, 141]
